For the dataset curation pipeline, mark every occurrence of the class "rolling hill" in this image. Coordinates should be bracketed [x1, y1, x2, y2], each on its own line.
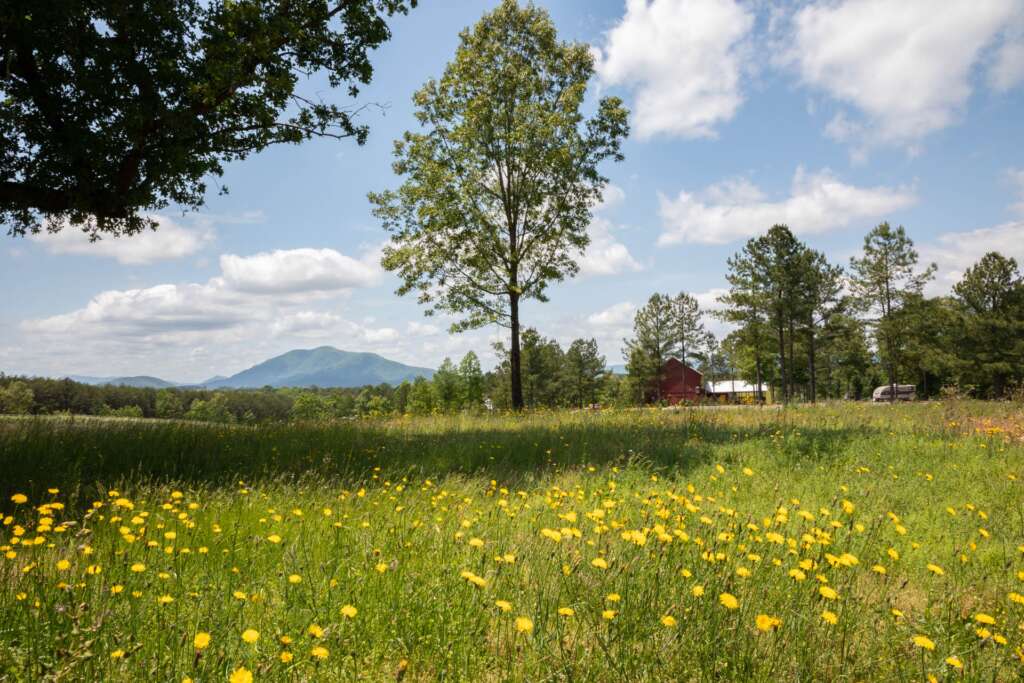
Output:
[206, 347, 434, 389]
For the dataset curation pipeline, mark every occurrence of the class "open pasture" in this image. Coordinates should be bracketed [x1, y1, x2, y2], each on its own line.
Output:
[1, 402, 1023, 681]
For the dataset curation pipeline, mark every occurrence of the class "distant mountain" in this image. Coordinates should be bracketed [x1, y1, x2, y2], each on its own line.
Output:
[200, 375, 228, 386]
[67, 375, 178, 389]
[207, 347, 434, 389]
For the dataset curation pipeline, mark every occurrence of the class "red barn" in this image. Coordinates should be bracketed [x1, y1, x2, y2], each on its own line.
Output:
[658, 357, 703, 405]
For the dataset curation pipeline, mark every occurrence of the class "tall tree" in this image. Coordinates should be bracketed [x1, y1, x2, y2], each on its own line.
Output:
[432, 358, 462, 412]
[849, 223, 935, 401]
[672, 292, 709, 367]
[952, 252, 1024, 396]
[2, 0, 415, 237]
[800, 249, 844, 402]
[562, 338, 606, 408]
[369, 0, 628, 409]
[623, 293, 677, 402]
[458, 351, 485, 410]
[722, 225, 805, 403]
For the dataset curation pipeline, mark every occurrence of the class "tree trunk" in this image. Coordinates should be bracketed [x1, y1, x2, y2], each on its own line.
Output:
[510, 294, 524, 410]
[755, 353, 764, 404]
[808, 331, 817, 403]
[776, 321, 787, 404]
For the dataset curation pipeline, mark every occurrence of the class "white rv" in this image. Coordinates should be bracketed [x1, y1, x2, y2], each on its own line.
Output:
[872, 384, 916, 402]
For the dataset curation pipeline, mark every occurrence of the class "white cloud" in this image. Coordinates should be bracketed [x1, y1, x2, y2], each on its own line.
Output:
[594, 0, 754, 139]
[31, 215, 213, 265]
[919, 221, 1024, 294]
[579, 217, 643, 277]
[658, 167, 917, 245]
[587, 302, 636, 328]
[220, 248, 381, 294]
[578, 184, 642, 277]
[787, 0, 1024, 149]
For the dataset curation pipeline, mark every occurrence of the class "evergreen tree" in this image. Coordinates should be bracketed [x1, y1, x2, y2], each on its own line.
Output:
[562, 338, 606, 408]
[432, 358, 462, 412]
[623, 293, 676, 402]
[952, 252, 1024, 396]
[458, 352, 485, 410]
[849, 223, 935, 401]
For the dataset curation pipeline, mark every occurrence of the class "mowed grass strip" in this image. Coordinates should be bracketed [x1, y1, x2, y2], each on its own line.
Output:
[1, 402, 1022, 681]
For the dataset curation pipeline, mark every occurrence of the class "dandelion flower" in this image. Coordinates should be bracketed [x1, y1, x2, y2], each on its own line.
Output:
[756, 614, 781, 632]
[821, 610, 838, 625]
[110, 649, 125, 660]
[927, 563, 945, 576]
[241, 629, 260, 644]
[288, 574, 301, 584]
[692, 585, 705, 597]
[56, 559, 70, 571]
[602, 610, 617, 620]
[661, 615, 677, 627]
[1009, 592, 1024, 605]
[558, 607, 574, 617]
[340, 604, 358, 619]
[267, 534, 282, 544]
[10, 494, 27, 504]
[193, 632, 211, 650]
[913, 635, 936, 651]
[280, 651, 294, 663]
[157, 595, 174, 605]
[945, 656, 963, 669]
[606, 593, 620, 602]
[311, 645, 329, 660]
[307, 624, 324, 638]
[515, 616, 534, 633]
[229, 668, 253, 683]
[495, 600, 512, 613]
[591, 557, 608, 570]
[130, 563, 146, 573]
[719, 593, 739, 610]
[974, 613, 996, 625]
[819, 586, 838, 600]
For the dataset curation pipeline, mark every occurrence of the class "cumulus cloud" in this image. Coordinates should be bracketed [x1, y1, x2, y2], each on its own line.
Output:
[220, 248, 381, 294]
[786, 0, 1024, 149]
[919, 221, 1024, 294]
[30, 215, 214, 265]
[587, 302, 637, 328]
[578, 184, 642, 277]
[594, 0, 754, 139]
[658, 167, 917, 245]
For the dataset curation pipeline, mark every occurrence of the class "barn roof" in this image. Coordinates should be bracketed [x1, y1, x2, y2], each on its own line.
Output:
[705, 380, 767, 394]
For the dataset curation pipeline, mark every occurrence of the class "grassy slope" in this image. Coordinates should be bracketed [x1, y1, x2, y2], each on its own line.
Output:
[0, 402, 1022, 681]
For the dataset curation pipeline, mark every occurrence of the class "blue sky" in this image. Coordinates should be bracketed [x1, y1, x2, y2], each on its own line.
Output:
[3, 0, 1024, 383]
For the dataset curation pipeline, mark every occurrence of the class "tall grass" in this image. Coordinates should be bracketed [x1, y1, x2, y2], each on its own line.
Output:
[1, 402, 1022, 680]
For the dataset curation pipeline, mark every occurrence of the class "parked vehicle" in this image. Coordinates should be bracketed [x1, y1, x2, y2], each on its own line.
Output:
[872, 384, 916, 402]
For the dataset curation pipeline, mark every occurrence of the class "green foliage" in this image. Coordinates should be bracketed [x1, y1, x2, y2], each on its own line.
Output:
[951, 252, 1024, 397]
[407, 376, 436, 416]
[459, 352, 485, 410]
[563, 339, 606, 408]
[0, 380, 34, 415]
[1, 0, 415, 237]
[370, 0, 628, 408]
[432, 358, 462, 412]
[185, 394, 236, 423]
[849, 222, 936, 397]
[154, 389, 184, 419]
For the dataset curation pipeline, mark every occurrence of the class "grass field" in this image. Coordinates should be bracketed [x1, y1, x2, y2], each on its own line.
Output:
[2, 402, 1023, 681]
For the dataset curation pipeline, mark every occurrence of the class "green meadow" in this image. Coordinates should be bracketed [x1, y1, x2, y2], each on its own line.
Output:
[1, 402, 1023, 681]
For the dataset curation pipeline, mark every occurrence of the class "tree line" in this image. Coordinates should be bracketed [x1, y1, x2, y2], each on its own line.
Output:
[624, 223, 1024, 402]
